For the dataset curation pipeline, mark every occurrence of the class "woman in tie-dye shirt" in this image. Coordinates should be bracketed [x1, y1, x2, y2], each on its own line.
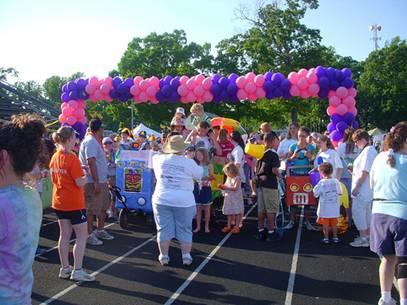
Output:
[0, 114, 45, 305]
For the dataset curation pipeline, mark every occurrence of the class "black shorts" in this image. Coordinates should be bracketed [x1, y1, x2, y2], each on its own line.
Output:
[54, 209, 87, 225]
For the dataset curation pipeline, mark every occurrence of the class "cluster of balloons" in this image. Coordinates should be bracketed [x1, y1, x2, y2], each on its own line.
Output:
[288, 68, 320, 99]
[59, 100, 87, 139]
[60, 66, 358, 143]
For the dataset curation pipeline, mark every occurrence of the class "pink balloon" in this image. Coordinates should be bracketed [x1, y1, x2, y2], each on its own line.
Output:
[297, 77, 308, 90]
[177, 85, 188, 97]
[150, 98, 159, 104]
[336, 87, 348, 99]
[130, 84, 140, 96]
[332, 140, 339, 148]
[300, 90, 310, 99]
[133, 76, 143, 85]
[100, 84, 110, 94]
[328, 90, 337, 98]
[66, 116, 77, 125]
[58, 114, 66, 123]
[327, 106, 336, 116]
[139, 92, 148, 103]
[248, 93, 257, 101]
[256, 88, 266, 99]
[245, 82, 256, 94]
[202, 77, 212, 90]
[60, 103, 68, 111]
[236, 76, 247, 89]
[77, 100, 86, 109]
[74, 108, 85, 118]
[193, 85, 204, 97]
[306, 72, 318, 84]
[308, 83, 320, 95]
[289, 85, 301, 96]
[180, 75, 189, 85]
[348, 87, 357, 98]
[186, 79, 197, 90]
[104, 96, 113, 103]
[180, 96, 189, 104]
[79, 117, 87, 124]
[298, 68, 308, 77]
[63, 107, 74, 116]
[89, 76, 99, 85]
[103, 76, 113, 86]
[195, 74, 205, 83]
[149, 76, 160, 88]
[139, 80, 149, 91]
[288, 72, 299, 85]
[94, 90, 102, 100]
[245, 72, 256, 81]
[329, 96, 341, 107]
[85, 84, 96, 95]
[342, 96, 356, 108]
[254, 75, 265, 87]
[203, 91, 213, 102]
[186, 92, 196, 102]
[196, 96, 204, 103]
[237, 89, 248, 100]
[336, 104, 348, 116]
[146, 86, 157, 97]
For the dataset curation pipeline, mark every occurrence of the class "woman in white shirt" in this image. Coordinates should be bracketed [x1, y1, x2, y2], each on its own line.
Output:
[314, 134, 343, 180]
[349, 129, 377, 248]
[152, 135, 203, 266]
[277, 122, 299, 169]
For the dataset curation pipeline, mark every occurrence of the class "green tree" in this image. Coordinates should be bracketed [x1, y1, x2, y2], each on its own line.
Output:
[0, 67, 18, 81]
[357, 37, 407, 130]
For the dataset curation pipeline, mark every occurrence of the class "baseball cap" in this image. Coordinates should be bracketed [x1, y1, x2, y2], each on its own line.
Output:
[176, 107, 185, 116]
[102, 137, 113, 144]
[138, 131, 147, 138]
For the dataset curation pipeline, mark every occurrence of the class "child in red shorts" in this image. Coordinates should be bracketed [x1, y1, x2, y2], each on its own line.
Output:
[313, 162, 343, 244]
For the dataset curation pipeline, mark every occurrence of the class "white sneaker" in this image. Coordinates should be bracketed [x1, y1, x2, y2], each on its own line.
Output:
[87, 232, 103, 246]
[95, 229, 114, 240]
[305, 221, 318, 231]
[284, 221, 295, 230]
[106, 209, 114, 218]
[378, 297, 397, 305]
[58, 266, 73, 279]
[182, 253, 193, 266]
[158, 254, 170, 266]
[70, 269, 95, 282]
[349, 237, 369, 248]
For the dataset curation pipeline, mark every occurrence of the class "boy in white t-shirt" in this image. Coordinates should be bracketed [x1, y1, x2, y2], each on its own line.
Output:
[313, 162, 343, 244]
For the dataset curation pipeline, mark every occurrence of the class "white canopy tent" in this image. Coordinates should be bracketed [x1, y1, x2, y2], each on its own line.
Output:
[132, 123, 161, 138]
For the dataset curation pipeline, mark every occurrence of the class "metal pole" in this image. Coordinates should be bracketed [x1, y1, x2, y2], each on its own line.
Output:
[131, 102, 134, 129]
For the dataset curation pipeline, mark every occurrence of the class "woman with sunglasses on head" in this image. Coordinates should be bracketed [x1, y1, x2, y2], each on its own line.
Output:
[349, 129, 377, 248]
[50, 126, 95, 282]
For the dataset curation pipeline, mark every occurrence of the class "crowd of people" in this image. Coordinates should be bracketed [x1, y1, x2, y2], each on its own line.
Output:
[0, 104, 405, 305]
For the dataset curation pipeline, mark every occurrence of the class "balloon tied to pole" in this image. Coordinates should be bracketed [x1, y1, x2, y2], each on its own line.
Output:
[59, 66, 358, 145]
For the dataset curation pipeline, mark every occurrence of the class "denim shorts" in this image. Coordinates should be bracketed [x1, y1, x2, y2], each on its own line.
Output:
[153, 204, 196, 243]
[370, 213, 407, 257]
[193, 184, 212, 205]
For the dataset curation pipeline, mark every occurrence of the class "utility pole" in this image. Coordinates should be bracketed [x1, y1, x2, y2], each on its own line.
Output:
[369, 24, 382, 51]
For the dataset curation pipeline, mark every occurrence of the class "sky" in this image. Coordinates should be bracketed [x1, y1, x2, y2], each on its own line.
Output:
[0, 0, 406, 84]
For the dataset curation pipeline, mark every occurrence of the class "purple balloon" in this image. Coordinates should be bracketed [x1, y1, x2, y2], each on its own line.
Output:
[335, 70, 345, 81]
[109, 89, 119, 99]
[318, 76, 329, 88]
[342, 68, 352, 78]
[341, 77, 354, 89]
[326, 67, 336, 80]
[161, 85, 171, 97]
[318, 88, 329, 99]
[61, 93, 70, 102]
[156, 91, 165, 102]
[226, 83, 237, 95]
[272, 88, 283, 98]
[352, 120, 359, 129]
[62, 84, 69, 93]
[219, 91, 229, 101]
[112, 77, 122, 89]
[124, 78, 133, 88]
[330, 130, 344, 142]
[118, 83, 128, 94]
[336, 121, 349, 133]
[228, 73, 239, 81]
[211, 83, 221, 96]
[76, 79, 87, 90]
[170, 91, 180, 102]
[330, 79, 340, 90]
[219, 77, 229, 88]
[271, 73, 284, 86]
[264, 81, 273, 92]
[264, 71, 273, 81]
[331, 113, 342, 124]
[170, 78, 180, 89]
[79, 91, 89, 100]
[343, 112, 355, 125]
[211, 74, 221, 82]
[315, 66, 326, 77]
[281, 79, 291, 91]
[283, 91, 292, 99]
[67, 81, 77, 91]
[68, 90, 79, 100]
[163, 75, 173, 84]
[327, 122, 336, 133]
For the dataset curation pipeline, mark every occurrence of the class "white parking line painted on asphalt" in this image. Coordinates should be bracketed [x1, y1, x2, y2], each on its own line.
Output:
[35, 222, 116, 258]
[39, 236, 155, 305]
[164, 203, 258, 305]
[284, 205, 304, 305]
[41, 219, 59, 227]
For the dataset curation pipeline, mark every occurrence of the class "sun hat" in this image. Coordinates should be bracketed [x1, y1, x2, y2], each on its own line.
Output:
[163, 135, 188, 154]
[176, 107, 185, 116]
[102, 137, 113, 144]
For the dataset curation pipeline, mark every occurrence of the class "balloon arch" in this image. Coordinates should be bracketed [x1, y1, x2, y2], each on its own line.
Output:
[59, 66, 358, 145]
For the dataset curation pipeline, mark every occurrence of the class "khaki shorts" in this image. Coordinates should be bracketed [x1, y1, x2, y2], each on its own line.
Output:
[84, 183, 110, 214]
[257, 187, 279, 214]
